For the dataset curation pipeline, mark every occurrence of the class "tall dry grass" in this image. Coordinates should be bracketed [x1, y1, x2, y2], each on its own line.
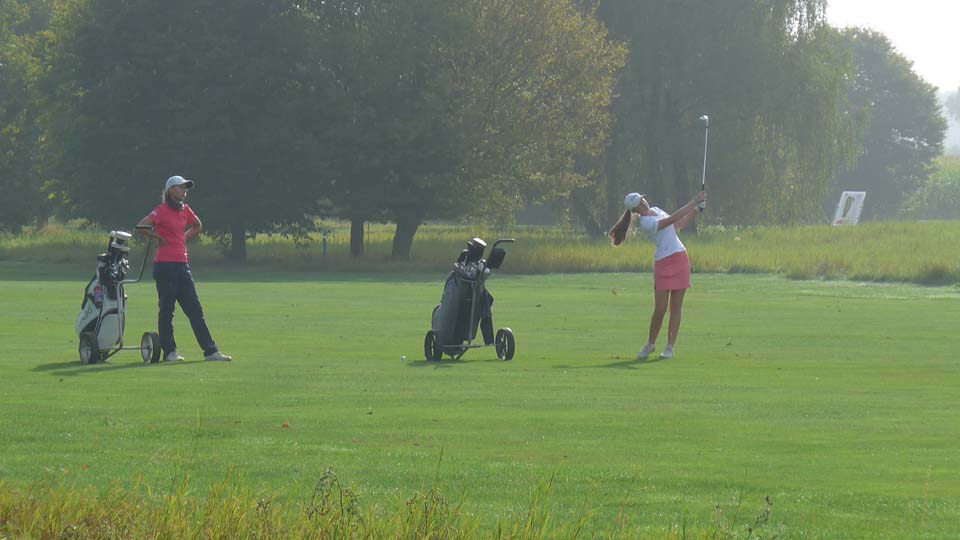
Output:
[1, 219, 958, 284]
[0, 472, 782, 540]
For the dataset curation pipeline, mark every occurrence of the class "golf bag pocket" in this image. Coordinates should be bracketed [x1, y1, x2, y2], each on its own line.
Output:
[433, 272, 464, 345]
[487, 247, 507, 269]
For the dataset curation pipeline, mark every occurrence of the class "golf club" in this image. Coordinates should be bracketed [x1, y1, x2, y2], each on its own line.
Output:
[699, 114, 709, 212]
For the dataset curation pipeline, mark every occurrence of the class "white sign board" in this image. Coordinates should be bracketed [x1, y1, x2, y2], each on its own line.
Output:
[833, 191, 866, 226]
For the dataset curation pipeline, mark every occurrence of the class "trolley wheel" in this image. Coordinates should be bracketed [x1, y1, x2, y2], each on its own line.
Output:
[495, 328, 515, 361]
[424, 331, 442, 362]
[141, 331, 161, 364]
[79, 332, 101, 365]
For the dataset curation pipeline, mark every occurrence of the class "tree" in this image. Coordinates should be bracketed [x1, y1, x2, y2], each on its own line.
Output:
[45, 0, 335, 259]
[945, 90, 960, 157]
[316, 0, 473, 257]
[457, 0, 625, 224]
[947, 89, 960, 121]
[591, 0, 859, 227]
[0, 0, 53, 231]
[900, 157, 960, 220]
[829, 28, 946, 220]
[324, 0, 625, 259]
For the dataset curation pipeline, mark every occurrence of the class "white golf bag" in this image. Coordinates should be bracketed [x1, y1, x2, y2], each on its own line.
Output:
[75, 230, 160, 364]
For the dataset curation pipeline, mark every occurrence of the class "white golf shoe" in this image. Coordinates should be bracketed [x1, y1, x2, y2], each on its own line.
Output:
[204, 351, 232, 362]
[636, 343, 656, 360]
[660, 345, 675, 359]
[164, 351, 184, 362]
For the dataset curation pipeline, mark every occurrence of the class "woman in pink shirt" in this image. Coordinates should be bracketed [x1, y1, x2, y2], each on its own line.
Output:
[608, 190, 705, 360]
[136, 176, 232, 362]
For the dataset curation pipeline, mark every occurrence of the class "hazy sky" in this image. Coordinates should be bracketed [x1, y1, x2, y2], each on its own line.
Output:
[827, 0, 959, 92]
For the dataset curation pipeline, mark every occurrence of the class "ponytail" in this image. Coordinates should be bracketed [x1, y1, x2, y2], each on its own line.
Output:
[608, 209, 633, 247]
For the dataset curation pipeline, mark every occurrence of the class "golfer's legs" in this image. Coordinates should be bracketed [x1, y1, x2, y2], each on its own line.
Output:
[648, 289, 670, 344]
[154, 263, 179, 355]
[667, 289, 686, 346]
[176, 266, 218, 355]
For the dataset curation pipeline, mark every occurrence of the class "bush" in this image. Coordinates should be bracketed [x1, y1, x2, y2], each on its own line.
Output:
[900, 157, 960, 219]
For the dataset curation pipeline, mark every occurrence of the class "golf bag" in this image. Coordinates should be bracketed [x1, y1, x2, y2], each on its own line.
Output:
[75, 230, 159, 364]
[425, 237, 516, 361]
[432, 245, 493, 347]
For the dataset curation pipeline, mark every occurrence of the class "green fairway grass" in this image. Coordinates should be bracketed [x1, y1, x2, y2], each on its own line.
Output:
[1, 270, 958, 538]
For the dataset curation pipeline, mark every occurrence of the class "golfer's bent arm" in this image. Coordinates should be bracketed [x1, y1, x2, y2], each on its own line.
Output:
[135, 215, 164, 244]
[657, 201, 697, 230]
[185, 216, 202, 241]
[674, 207, 700, 231]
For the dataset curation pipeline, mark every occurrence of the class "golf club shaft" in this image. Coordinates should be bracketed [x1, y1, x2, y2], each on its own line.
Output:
[701, 122, 708, 191]
[700, 116, 709, 213]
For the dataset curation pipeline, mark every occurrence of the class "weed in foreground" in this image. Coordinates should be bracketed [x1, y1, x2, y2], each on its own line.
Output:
[0, 475, 786, 540]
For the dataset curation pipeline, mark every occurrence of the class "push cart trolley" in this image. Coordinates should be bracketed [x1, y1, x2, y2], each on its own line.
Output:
[424, 237, 516, 361]
[75, 228, 160, 364]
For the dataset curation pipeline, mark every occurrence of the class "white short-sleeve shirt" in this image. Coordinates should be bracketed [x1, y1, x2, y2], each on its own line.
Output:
[638, 207, 686, 261]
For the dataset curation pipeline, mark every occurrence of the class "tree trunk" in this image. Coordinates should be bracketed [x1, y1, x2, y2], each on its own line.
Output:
[605, 128, 621, 224]
[229, 222, 247, 262]
[571, 188, 605, 239]
[391, 214, 421, 260]
[350, 217, 365, 257]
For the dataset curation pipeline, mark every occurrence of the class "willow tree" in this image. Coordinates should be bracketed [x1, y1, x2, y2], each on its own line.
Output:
[593, 0, 859, 226]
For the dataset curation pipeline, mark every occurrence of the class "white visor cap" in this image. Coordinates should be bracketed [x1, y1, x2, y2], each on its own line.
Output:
[624, 192, 643, 210]
[165, 175, 194, 192]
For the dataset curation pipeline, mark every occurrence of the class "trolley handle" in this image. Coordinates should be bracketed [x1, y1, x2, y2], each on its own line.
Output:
[121, 225, 155, 285]
[491, 238, 515, 250]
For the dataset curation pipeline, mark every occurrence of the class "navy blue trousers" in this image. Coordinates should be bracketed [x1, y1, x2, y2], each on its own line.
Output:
[153, 262, 218, 356]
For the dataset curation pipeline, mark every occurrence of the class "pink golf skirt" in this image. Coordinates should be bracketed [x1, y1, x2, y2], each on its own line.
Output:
[653, 250, 691, 290]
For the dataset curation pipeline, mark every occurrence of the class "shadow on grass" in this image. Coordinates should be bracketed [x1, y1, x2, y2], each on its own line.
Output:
[555, 355, 668, 370]
[405, 357, 505, 368]
[33, 358, 202, 376]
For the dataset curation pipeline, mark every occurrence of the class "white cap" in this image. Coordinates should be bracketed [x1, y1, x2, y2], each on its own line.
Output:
[624, 192, 643, 210]
[164, 175, 194, 193]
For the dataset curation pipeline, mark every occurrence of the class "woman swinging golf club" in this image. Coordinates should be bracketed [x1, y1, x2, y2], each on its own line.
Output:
[608, 189, 705, 359]
[136, 175, 232, 363]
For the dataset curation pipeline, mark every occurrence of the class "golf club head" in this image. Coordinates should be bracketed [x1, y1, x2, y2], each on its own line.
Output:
[699, 114, 709, 127]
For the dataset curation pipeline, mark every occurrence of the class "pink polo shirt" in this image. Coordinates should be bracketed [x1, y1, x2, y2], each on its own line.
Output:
[149, 203, 198, 263]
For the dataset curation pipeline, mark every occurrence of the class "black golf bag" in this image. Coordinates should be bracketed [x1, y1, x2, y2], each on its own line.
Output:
[424, 237, 516, 361]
